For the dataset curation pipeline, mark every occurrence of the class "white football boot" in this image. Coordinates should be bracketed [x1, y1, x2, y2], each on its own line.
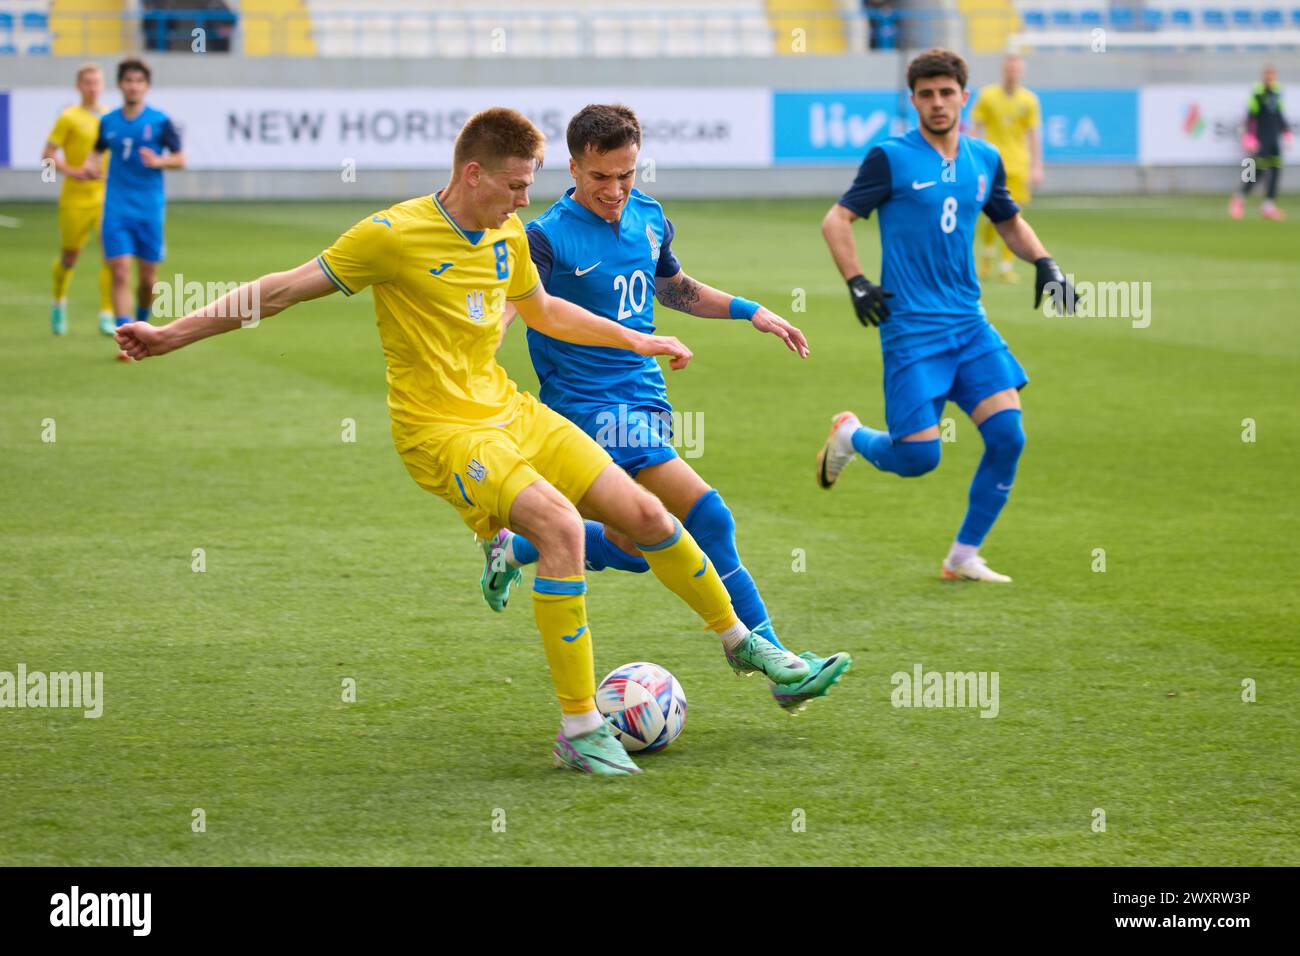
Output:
[815, 411, 861, 490]
[941, 554, 1012, 583]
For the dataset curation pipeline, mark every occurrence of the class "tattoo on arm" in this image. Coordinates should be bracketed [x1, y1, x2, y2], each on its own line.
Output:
[656, 273, 703, 314]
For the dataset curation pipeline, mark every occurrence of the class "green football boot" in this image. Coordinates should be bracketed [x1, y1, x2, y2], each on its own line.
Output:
[553, 722, 642, 776]
[724, 624, 811, 685]
[51, 303, 68, 336]
[99, 313, 116, 336]
[769, 651, 853, 713]
[477, 528, 522, 612]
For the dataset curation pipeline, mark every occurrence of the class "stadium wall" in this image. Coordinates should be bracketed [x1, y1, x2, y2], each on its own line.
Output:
[2, 51, 1297, 200]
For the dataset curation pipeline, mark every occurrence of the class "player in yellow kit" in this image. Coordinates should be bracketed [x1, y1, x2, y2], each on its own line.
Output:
[113, 108, 811, 778]
[42, 62, 114, 337]
[971, 55, 1043, 283]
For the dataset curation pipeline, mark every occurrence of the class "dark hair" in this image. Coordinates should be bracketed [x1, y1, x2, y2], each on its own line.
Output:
[566, 104, 641, 159]
[452, 107, 545, 172]
[906, 48, 968, 91]
[117, 57, 151, 84]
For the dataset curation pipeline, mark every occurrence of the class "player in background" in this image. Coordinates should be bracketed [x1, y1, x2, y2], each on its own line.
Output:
[42, 62, 114, 337]
[85, 58, 185, 360]
[817, 48, 1075, 583]
[1230, 65, 1291, 221]
[114, 108, 810, 777]
[483, 104, 852, 712]
[970, 54, 1042, 282]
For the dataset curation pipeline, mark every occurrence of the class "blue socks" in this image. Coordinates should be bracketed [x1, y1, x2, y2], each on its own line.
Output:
[957, 409, 1025, 547]
[683, 490, 782, 648]
[582, 520, 649, 573]
[508, 521, 648, 573]
[850, 425, 941, 477]
[135, 305, 150, 323]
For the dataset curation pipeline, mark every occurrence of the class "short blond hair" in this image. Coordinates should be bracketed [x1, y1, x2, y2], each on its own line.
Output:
[75, 62, 102, 83]
[452, 107, 545, 174]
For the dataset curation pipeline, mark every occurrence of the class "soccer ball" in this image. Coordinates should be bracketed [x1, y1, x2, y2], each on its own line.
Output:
[596, 662, 687, 753]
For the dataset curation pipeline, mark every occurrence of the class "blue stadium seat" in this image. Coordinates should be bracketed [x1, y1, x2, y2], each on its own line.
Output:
[1142, 8, 1166, 27]
[1051, 10, 1076, 26]
[1231, 8, 1256, 26]
[1109, 8, 1135, 27]
[1171, 8, 1195, 27]
[22, 11, 49, 30]
[0, 12, 13, 31]
[1080, 10, 1104, 26]
[1022, 10, 1047, 29]
[0, 43, 16, 55]
[1290, 8, 1300, 27]
[27, 41, 49, 54]
[1201, 8, 1227, 28]
[1260, 9, 1283, 28]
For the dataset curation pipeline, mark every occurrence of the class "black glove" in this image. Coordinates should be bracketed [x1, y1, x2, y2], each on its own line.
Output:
[1033, 257, 1075, 315]
[847, 274, 893, 327]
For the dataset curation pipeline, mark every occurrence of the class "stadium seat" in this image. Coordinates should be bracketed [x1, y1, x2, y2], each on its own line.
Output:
[1022, 10, 1047, 28]
[1170, 8, 1194, 27]
[1080, 10, 1104, 27]
[1108, 8, 1135, 28]
[0, 42, 14, 55]
[1230, 8, 1256, 26]
[27, 41, 49, 54]
[1050, 10, 1076, 26]
[1142, 8, 1166, 28]
[0, 12, 13, 32]
[21, 11, 48, 31]
[1260, 9, 1283, 28]
[1291, 8, 1300, 27]
[1202, 9, 1228, 27]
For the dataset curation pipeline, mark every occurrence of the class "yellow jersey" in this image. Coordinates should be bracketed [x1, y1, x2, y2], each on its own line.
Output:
[318, 192, 541, 450]
[971, 84, 1040, 176]
[47, 103, 108, 207]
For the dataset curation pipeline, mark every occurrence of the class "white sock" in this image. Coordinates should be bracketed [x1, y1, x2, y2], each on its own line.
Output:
[716, 621, 749, 652]
[835, 418, 860, 453]
[561, 708, 604, 738]
[501, 531, 523, 568]
[947, 542, 979, 567]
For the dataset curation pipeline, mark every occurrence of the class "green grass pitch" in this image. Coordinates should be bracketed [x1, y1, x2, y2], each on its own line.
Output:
[1, 196, 1296, 865]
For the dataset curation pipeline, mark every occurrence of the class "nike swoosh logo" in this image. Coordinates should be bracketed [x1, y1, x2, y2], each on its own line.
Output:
[429, 263, 453, 276]
[575, 262, 601, 276]
[692, 556, 709, 578]
[912, 181, 937, 190]
[561, 625, 588, 643]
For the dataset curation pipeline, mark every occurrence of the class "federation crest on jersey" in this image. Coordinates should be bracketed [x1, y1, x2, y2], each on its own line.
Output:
[467, 458, 487, 482]
[976, 173, 987, 203]
[466, 289, 485, 323]
[143, 124, 153, 140]
[646, 223, 659, 262]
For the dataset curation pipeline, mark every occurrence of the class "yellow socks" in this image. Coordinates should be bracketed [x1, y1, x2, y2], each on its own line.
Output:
[531, 575, 596, 715]
[98, 261, 114, 315]
[52, 258, 73, 301]
[636, 519, 740, 635]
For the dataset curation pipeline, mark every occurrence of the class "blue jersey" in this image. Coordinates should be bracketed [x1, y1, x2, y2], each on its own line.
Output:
[838, 129, 1019, 355]
[524, 188, 681, 416]
[95, 105, 181, 222]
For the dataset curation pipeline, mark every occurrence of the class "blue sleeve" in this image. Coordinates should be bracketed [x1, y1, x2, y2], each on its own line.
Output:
[656, 216, 681, 278]
[159, 117, 181, 153]
[837, 147, 891, 218]
[982, 156, 1021, 223]
[525, 225, 553, 288]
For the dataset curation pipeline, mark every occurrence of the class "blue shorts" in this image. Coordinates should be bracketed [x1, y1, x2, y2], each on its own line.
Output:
[564, 402, 678, 478]
[882, 322, 1027, 438]
[102, 215, 165, 262]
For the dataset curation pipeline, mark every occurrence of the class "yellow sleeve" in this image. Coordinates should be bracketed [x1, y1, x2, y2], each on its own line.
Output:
[317, 213, 402, 297]
[971, 91, 989, 127]
[47, 111, 69, 148]
[506, 226, 541, 301]
[1027, 92, 1042, 131]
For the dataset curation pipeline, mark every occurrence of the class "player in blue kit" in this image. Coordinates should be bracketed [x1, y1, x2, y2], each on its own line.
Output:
[480, 104, 852, 711]
[87, 58, 185, 359]
[817, 49, 1074, 583]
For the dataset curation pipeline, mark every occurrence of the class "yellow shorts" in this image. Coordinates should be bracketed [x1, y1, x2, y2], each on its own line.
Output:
[398, 392, 613, 539]
[1004, 172, 1031, 206]
[58, 202, 102, 253]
